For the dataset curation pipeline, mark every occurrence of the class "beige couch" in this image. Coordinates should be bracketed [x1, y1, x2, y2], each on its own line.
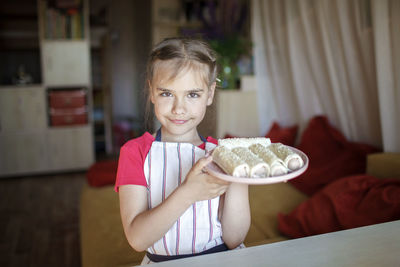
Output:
[80, 153, 400, 267]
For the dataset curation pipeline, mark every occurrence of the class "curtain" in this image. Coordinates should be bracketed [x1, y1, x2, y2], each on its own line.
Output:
[252, 0, 400, 152]
[371, 0, 400, 152]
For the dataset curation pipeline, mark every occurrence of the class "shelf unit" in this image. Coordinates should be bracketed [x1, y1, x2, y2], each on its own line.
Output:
[0, 0, 94, 177]
[38, 0, 94, 171]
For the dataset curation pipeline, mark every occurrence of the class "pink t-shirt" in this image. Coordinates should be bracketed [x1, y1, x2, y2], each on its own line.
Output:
[115, 132, 218, 192]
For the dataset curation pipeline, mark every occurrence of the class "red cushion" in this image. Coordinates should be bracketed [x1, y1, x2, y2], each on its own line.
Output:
[297, 116, 354, 163]
[278, 175, 400, 238]
[223, 133, 237, 139]
[265, 122, 298, 146]
[290, 116, 379, 195]
[86, 160, 118, 187]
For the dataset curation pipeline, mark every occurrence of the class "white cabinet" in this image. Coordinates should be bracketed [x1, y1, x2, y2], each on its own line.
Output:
[0, 85, 95, 177]
[0, 86, 48, 176]
[0, 86, 47, 132]
[47, 127, 94, 171]
[0, 132, 48, 176]
[0, 86, 95, 177]
[41, 41, 90, 86]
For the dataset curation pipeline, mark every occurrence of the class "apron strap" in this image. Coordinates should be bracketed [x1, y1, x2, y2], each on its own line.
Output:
[199, 134, 207, 143]
[156, 128, 207, 143]
[155, 128, 162, 141]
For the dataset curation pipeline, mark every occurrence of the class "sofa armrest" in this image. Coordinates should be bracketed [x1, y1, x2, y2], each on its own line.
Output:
[366, 153, 400, 179]
[80, 184, 145, 267]
[245, 182, 308, 246]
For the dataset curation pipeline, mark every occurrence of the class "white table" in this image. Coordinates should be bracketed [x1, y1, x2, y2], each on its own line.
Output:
[147, 220, 400, 266]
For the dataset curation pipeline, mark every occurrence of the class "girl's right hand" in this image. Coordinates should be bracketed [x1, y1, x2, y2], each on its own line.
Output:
[182, 155, 230, 202]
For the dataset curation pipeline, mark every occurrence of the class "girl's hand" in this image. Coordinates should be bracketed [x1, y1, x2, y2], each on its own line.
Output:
[182, 155, 230, 202]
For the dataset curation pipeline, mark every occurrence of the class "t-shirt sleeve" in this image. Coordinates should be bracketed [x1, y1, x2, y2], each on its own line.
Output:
[115, 136, 152, 192]
[207, 136, 218, 145]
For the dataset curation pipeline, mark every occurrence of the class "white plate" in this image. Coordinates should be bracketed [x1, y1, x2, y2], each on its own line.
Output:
[205, 147, 309, 185]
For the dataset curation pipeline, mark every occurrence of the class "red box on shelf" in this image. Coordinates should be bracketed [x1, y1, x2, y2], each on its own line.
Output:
[49, 89, 86, 109]
[50, 107, 88, 126]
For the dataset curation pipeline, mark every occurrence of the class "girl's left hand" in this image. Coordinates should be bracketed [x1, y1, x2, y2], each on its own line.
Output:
[181, 155, 230, 202]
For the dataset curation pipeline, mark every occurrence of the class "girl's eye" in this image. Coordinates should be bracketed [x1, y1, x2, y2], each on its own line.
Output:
[188, 92, 200, 98]
[160, 92, 172, 97]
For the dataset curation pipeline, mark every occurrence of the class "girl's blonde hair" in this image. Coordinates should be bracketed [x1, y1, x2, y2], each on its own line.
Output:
[144, 37, 218, 131]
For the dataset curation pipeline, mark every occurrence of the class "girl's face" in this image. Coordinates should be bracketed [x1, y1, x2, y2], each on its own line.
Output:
[150, 66, 215, 143]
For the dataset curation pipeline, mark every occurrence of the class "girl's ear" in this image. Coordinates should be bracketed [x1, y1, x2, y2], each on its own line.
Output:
[207, 82, 216, 106]
[148, 80, 155, 104]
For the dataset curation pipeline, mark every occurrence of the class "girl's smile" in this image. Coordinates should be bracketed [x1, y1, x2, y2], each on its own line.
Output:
[170, 119, 188, 125]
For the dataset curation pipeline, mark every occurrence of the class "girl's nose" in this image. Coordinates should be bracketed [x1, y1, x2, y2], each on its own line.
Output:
[172, 98, 186, 115]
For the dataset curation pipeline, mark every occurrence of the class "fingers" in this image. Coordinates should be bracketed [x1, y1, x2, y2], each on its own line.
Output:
[201, 155, 214, 166]
[194, 155, 213, 173]
[195, 156, 231, 186]
[205, 148, 215, 157]
[217, 184, 229, 195]
[184, 155, 231, 201]
[208, 175, 230, 186]
[208, 184, 229, 199]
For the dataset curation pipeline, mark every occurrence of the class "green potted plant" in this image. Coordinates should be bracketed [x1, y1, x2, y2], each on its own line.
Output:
[210, 36, 251, 89]
[181, 0, 251, 89]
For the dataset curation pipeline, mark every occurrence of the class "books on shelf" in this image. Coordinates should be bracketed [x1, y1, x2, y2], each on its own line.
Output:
[41, 0, 84, 39]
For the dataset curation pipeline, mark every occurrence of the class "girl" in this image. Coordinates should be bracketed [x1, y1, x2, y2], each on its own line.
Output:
[115, 37, 250, 264]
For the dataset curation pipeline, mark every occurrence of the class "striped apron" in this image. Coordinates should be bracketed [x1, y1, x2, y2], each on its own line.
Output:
[143, 135, 224, 260]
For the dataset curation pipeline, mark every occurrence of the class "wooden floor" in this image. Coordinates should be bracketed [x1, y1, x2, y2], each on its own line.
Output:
[0, 172, 86, 267]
